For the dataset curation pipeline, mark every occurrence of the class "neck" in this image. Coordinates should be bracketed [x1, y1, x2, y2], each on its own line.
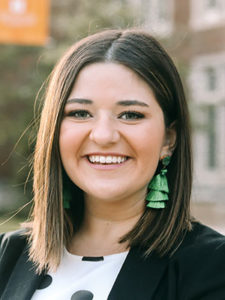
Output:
[69, 192, 145, 256]
[87, 190, 144, 217]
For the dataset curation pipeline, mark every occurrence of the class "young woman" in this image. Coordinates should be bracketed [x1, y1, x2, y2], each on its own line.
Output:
[1, 29, 225, 300]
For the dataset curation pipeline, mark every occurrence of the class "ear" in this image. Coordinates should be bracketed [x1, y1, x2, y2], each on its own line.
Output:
[160, 122, 177, 158]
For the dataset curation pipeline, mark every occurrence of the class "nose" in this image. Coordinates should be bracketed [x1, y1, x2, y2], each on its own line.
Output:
[89, 115, 120, 145]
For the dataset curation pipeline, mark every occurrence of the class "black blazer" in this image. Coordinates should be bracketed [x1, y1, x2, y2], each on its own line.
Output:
[1, 222, 225, 300]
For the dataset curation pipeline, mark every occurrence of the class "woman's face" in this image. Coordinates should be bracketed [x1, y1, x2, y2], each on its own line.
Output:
[59, 62, 172, 204]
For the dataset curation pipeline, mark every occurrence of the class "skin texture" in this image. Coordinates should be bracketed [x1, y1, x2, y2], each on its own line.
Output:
[59, 62, 175, 255]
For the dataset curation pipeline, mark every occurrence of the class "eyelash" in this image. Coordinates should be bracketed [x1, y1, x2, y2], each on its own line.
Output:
[67, 110, 92, 119]
[118, 111, 145, 120]
[66, 110, 145, 120]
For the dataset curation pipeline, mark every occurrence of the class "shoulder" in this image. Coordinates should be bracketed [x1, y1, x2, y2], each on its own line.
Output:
[0, 229, 32, 296]
[171, 222, 225, 299]
[0, 228, 28, 245]
[0, 228, 28, 257]
[175, 221, 225, 258]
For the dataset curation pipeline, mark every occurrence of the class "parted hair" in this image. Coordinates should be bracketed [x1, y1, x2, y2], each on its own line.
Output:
[27, 29, 192, 273]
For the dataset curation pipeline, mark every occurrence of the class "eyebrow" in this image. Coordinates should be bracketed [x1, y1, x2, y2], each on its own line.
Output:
[117, 100, 149, 107]
[66, 98, 149, 107]
[66, 98, 93, 104]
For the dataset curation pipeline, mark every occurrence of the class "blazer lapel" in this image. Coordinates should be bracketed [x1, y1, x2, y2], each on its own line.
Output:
[1, 246, 44, 300]
[108, 246, 168, 300]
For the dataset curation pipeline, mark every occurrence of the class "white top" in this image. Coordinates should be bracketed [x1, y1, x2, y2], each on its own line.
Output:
[31, 248, 129, 300]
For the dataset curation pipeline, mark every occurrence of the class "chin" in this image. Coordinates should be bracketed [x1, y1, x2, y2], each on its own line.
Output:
[84, 188, 128, 203]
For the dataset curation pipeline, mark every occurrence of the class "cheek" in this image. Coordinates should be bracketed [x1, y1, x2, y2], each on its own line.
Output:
[129, 122, 165, 177]
[130, 123, 165, 156]
[59, 125, 70, 160]
[59, 122, 81, 164]
[143, 132, 164, 156]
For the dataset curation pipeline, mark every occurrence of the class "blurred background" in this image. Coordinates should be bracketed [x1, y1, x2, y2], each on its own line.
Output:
[0, 0, 225, 233]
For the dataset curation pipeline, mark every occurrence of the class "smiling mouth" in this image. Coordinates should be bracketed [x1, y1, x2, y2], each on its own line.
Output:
[87, 155, 129, 164]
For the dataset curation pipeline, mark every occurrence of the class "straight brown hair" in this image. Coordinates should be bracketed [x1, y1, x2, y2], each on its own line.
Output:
[27, 29, 192, 273]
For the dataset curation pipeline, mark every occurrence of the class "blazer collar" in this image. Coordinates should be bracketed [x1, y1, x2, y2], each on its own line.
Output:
[2, 245, 168, 300]
[108, 246, 168, 299]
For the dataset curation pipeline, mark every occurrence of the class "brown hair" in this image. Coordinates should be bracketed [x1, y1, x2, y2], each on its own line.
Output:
[27, 29, 192, 273]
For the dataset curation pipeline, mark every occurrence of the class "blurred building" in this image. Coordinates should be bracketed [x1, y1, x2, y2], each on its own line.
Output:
[130, 0, 225, 203]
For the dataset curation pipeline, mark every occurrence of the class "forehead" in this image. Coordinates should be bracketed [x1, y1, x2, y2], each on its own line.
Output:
[69, 62, 156, 101]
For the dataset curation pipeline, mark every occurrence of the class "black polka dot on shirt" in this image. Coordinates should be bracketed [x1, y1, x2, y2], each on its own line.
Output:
[71, 290, 94, 300]
[37, 274, 53, 289]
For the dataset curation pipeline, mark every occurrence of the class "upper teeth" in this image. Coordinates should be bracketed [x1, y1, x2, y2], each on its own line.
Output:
[88, 155, 127, 164]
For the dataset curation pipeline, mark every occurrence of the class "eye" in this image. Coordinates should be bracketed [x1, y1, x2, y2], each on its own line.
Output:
[67, 110, 92, 119]
[118, 111, 145, 120]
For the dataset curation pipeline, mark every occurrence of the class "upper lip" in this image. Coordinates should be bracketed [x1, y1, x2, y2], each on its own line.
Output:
[84, 152, 129, 157]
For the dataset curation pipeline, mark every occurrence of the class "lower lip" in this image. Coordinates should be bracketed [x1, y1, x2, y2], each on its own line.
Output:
[86, 158, 129, 170]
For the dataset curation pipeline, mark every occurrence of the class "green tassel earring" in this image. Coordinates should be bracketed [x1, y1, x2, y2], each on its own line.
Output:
[146, 156, 171, 209]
